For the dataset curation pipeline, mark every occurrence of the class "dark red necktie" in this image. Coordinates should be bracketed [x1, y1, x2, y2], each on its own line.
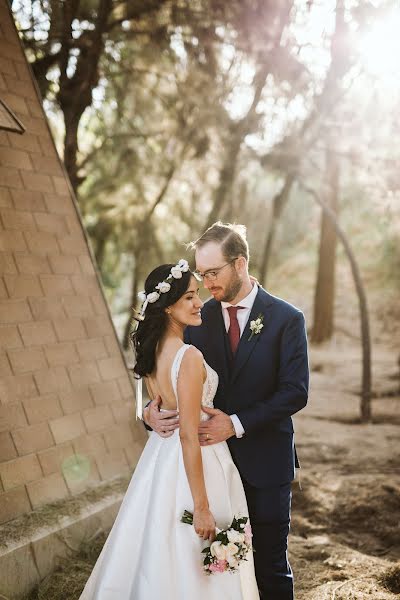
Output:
[227, 306, 244, 355]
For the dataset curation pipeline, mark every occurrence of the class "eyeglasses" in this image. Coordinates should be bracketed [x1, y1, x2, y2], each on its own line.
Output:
[194, 258, 238, 282]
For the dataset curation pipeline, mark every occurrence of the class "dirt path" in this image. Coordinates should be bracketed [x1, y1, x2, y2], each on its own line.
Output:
[290, 338, 400, 599]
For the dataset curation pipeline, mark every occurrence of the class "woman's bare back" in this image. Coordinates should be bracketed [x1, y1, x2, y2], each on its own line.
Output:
[145, 340, 205, 410]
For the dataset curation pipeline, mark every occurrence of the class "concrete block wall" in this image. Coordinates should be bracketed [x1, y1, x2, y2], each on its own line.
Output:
[0, 0, 147, 525]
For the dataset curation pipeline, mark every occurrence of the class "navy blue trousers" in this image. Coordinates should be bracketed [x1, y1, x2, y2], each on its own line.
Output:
[242, 480, 294, 600]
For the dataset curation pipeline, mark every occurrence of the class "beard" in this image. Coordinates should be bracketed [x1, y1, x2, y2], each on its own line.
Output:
[220, 271, 243, 303]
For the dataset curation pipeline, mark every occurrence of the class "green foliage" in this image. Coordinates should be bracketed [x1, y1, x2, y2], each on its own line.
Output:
[13, 0, 400, 333]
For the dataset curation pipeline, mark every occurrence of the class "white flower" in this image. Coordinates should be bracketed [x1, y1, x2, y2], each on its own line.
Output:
[137, 291, 147, 302]
[227, 555, 239, 569]
[227, 529, 245, 544]
[249, 314, 264, 340]
[147, 292, 160, 303]
[156, 281, 171, 293]
[225, 542, 239, 560]
[178, 259, 189, 272]
[210, 541, 227, 561]
[171, 266, 183, 279]
[250, 318, 263, 334]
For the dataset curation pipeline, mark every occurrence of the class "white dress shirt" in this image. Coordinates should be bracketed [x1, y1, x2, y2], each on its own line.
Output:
[221, 283, 259, 438]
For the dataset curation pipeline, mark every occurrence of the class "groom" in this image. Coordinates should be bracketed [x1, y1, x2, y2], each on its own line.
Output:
[144, 222, 309, 600]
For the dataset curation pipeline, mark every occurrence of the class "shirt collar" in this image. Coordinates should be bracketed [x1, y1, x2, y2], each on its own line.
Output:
[221, 282, 258, 310]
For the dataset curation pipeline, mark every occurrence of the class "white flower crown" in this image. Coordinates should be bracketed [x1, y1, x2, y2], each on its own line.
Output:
[136, 259, 190, 319]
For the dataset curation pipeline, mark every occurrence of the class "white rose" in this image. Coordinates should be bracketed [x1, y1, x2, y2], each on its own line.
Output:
[156, 281, 171, 293]
[210, 541, 227, 561]
[147, 292, 160, 303]
[178, 259, 189, 272]
[227, 555, 239, 568]
[250, 319, 264, 334]
[171, 267, 183, 279]
[137, 291, 147, 302]
[227, 529, 245, 544]
[225, 542, 239, 567]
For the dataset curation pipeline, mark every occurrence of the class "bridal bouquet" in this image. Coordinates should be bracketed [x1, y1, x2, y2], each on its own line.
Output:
[181, 510, 253, 575]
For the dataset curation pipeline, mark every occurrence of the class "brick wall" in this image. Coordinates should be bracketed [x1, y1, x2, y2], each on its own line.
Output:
[0, 1, 147, 524]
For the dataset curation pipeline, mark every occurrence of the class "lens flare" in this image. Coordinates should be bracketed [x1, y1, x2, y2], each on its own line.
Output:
[358, 10, 400, 88]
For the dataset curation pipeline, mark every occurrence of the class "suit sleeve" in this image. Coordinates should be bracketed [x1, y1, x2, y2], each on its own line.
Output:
[236, 311, 309, 434]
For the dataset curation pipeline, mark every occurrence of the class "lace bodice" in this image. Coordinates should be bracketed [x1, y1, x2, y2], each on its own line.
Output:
[171, 344, 218, 421]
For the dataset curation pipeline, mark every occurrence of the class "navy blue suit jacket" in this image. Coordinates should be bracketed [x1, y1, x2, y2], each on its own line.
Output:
[185, 287, 309, 488]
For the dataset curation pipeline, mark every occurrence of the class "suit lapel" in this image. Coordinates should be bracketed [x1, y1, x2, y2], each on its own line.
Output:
[230, 289, 271, 383]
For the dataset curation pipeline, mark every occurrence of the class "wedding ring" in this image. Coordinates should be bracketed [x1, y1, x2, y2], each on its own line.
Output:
[206, 434, 210, 441]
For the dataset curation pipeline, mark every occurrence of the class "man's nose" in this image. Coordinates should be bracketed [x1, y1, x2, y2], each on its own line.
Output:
[203, 276, 212, 289]
[196, 297, 204, 308]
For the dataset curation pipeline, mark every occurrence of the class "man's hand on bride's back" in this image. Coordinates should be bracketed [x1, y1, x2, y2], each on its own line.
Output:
[143, 395, 179, 438]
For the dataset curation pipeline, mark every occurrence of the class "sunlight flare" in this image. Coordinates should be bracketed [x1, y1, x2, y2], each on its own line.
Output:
[358, 9, 400, 87]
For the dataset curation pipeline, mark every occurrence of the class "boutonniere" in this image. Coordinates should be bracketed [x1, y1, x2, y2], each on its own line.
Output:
[248, 314, 264, 341]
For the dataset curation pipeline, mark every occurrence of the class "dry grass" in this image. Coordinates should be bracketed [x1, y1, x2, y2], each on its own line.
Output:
[26, 533, 107, 600]
[379, 563, 400, 595]
[0, 477, 129, 549]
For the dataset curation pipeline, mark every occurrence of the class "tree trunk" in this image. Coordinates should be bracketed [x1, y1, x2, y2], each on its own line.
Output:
[89, 219, 112, 270]
[121, 166, 175, 349]
[311, 148, 339, 343]
[122, 251, 141, 350]
[259, 175, 294, 285]
[301, 182, 372, 423]
[204, 2, 291, 231]
[63, 111, 81, 192]
[57, 0, 113, 192]
[205, 134, 242, 229]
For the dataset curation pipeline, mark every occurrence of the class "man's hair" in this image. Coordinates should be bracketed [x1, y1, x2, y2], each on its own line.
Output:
[188, 221, 249, 262]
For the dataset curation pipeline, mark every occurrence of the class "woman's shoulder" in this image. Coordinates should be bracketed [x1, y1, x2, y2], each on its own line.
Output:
[183, 344, 203, 360]
[181, 344, 204, 367]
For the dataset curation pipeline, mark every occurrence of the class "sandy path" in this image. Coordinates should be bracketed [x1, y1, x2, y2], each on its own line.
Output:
[290, 338, 399, 599]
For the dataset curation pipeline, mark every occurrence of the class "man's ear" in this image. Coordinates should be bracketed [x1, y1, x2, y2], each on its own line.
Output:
[236, 255, 247, 274]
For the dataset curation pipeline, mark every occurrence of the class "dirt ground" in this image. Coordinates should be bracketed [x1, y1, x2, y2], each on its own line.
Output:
[290, 336, 400, 600]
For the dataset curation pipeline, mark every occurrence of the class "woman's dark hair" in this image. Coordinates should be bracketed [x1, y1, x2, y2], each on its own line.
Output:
[131, 264, 192, 377]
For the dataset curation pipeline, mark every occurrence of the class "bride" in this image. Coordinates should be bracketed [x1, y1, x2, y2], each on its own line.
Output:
[79, 260, 259, 600]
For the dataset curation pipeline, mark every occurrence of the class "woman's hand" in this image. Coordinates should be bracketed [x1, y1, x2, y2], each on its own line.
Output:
[193, 507, 216, 542]
[249, 274, 260, 286]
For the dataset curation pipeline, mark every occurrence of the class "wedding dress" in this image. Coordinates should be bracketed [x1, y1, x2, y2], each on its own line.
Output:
[79, 344, 259, 599]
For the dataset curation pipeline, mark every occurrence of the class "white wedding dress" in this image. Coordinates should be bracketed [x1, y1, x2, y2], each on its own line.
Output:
[79, 344, 259, 600]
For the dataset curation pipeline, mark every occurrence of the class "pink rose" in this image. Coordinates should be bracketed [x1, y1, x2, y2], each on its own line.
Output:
[209, 559, 227, 573]
[244, 522, 253, 545]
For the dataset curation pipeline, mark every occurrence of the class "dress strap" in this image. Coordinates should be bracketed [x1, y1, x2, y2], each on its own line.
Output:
[135, 377, 143, 420]
[171, 344, 191, 405]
